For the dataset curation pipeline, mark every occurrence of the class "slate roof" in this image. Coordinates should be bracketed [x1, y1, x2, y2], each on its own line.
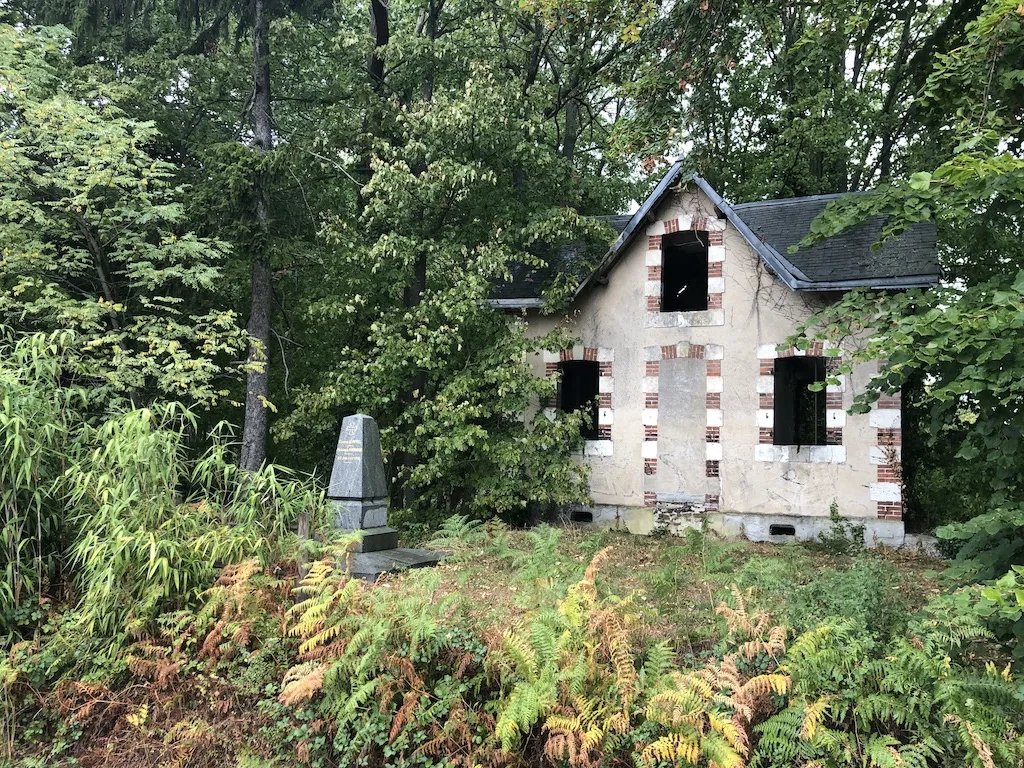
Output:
[489, 215, 632, 305]
[731, 195, 939, 284]
[490, 160, 940, 308]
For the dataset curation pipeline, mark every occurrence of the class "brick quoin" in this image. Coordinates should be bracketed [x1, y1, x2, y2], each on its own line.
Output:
[689, 344, 706, 359]
[645, 393, 659, 407]
[664, 218, 680, 234]
[826, 392, 843, 408]
[647, 265, 662, 279]
[759, 393, 774, 408]
[759, 360, 775, 375]
[810, 341, 824, 356]
[645, 361, 660, 376]
[704, 494, 720, 511]
[759, 428, 774, 444]
[877, 428, 901, 446]
[644, 459, 657, 475]
[877, 501, 902, 520]
[648, 235, 662, 249]
[545, 362, 558, 375]
[646, 296, 660, 312]
[644, 492, 657, 507]
[708, 231, 723, 246]
[877, 465, 900, 482]
[644, 426, 658, 440]
[706, 360, 721, 376]
[826, 428, 843, 446]
[661, 344, 677, 359]
[706, 460, 720, 478]
[706, 393, 721, 409]
[708, 262, 723, 277]
[583, 347, 597, 361]
[691, 216, 708, 231]
[597, 425, 611, 440]
[559, 349, 572, 361]
[598, 393, 611, 408]
[708, 293, 723, 309]
[706, 426, 721, 443]
[599, 362, 612, 376]
[877, 395, 901, 408]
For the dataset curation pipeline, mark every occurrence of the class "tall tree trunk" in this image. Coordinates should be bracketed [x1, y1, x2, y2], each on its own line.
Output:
[240, 0, 274, 472]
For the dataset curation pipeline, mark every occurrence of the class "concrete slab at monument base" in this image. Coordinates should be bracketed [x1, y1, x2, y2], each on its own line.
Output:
[351, 548, 445, 580]
[561, 504, 910, 548]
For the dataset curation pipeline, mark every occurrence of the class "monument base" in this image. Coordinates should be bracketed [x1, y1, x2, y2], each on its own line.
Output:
[331, 497, 388, 530]
[355, 526, 399, 553]
[351, 548, 445, 580]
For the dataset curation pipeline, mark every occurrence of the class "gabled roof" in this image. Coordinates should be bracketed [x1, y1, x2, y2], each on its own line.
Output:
[492, 160, 940, 309]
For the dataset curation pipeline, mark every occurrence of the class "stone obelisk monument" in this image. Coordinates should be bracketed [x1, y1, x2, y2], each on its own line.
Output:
[326, 414, 442, 577]
[327, 414, 399, 552]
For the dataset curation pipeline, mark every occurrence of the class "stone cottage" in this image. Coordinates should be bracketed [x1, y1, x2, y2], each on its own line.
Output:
[492, 159, 939, 544]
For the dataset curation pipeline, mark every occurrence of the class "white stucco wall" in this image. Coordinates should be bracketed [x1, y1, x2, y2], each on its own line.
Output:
[523, 183, 904, 542]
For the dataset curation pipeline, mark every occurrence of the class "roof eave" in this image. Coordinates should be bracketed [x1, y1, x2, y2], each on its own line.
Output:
[791, 274, 940, 291]
[488, 298, 544, 310]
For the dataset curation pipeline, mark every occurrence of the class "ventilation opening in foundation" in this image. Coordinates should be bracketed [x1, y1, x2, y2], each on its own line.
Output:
[570, 510, 593, 523]
[768, 524, 796, 537]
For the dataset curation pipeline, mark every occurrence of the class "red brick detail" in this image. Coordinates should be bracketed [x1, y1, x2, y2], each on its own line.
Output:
[599, 393, 611, 408]
[777, 347, 795, 358]
[706, 460, 720, 478]
[708, 230, 723, 246]
[877, 395, 901, 409]
[704, 493, 720, 511]
[691, 217, 708, 231]
[645, 361, 660, 376]
[599, 362, 612, 376]
[644, 426, 658, 440]
[759, 428, 774, 444]
[877, 428, 901, 446]
[559, 349, 572, 361]
[597, 425, 611, 440]
[706, 426, 721, 443]
[708, 293, 723, 309]
[644, 459, 657, 475]
[664, 218, 680, 234]
[826, 392, 843, 409]
[544, 397, 558, 408]
[688, 344, 705, 359]
[810, 341, 824, 356]
[759, 359, 775, 375]
[826, 428, 843, 446]
[877, 501, 903, 520]
[759, 393, 774, 408]
[646, 296, 661, 312]
[583, 347, 597, 361]
[706, 393, 721, 409]
[877, 464, 900, 482]
[707, 262, 723, 277]
[545, 362, 559, 375]
[825, 357, 842, 374]
[647, 265, 662, 280]
[645, 393, 659, 407]
[706, 360, 721, 376]
[661, 344, 678, 360]
[648, 235, 662, 249]
[644, 492, 657, 507]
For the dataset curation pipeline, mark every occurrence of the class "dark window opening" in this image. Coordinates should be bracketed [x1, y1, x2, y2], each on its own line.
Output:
[558, 360, 599, 440]
[662, 231, 709, 312]
[774, 357, 826, 446]
[769, 524, 797, 537]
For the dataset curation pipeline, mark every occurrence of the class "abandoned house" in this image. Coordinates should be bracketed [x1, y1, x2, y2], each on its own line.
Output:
[492, 159, 939, 544]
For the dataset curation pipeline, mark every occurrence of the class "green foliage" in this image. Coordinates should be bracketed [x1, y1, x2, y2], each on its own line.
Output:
[66, 408, 327, 636]
[817, 501, 867, 556]
[0, 23, 243, 405]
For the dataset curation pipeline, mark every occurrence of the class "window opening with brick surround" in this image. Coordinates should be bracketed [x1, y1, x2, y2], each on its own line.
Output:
[756, 344, 845, 463]
[871, 389, 903, 520]
[773, 356, 826, 446]
[644, 213, 724, 328]
[661, 231, 709, 312]
[558, 360, 599, 440]
[543, 347, 614, 457]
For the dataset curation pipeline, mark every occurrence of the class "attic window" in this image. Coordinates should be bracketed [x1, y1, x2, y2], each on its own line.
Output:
[558, 360, 599, 440]
[774, 357, 826, 446]
[662, 231, 709, 312]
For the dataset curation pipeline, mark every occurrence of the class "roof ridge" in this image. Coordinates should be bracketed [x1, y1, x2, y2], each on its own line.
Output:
[732, 191, 862, 209]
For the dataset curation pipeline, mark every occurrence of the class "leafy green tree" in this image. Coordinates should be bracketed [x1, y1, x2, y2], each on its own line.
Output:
[0, 23, 242, 404]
